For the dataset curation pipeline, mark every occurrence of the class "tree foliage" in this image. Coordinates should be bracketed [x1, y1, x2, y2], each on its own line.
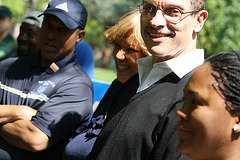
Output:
[1, 0, 239, 63]
[81, 0, 140, 46]
[1, 0, 49, 23]
[81, 0, 141, 67]
[81, 0, 240, 59]
[198, 0, 240, 56]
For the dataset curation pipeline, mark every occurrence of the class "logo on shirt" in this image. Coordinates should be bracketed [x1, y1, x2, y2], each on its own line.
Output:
[37, 80, 55, 93]
[29, 80, 55, 101]
[55, 2, 69, 12]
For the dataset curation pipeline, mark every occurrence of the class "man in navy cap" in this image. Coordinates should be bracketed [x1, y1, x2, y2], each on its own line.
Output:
[0, 5, 17, 60]
[0, 0, 93, 159]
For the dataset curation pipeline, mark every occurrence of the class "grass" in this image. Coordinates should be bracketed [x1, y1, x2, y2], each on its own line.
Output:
[95, 67, 117, 83]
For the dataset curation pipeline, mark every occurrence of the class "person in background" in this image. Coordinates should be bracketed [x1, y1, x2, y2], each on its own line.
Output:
[177, 51, 240, 160]
[63, 10, 150, 160]
[86, 0, 208, 159]
[0, 0, 93, 159]
[75, 39, 95, 79]
[17, 11, 43, 57]
[0, 5, 17, 61]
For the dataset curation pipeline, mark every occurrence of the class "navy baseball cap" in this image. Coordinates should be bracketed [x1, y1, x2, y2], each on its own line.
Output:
[41, 0, 88, 30]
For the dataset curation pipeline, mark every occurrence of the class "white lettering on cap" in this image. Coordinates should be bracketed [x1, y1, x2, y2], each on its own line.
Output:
[55, 2, 69, 12]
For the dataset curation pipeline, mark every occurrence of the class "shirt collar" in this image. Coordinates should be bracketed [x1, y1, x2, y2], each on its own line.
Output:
[138, 49, 204, 78]
[137, 49, 204, 92]
[45, 53, 77, 73]
[165, 49, 204, 78]
[30, 52, 77, 73]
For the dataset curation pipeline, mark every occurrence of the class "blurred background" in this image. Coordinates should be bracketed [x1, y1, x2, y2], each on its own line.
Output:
[1, 0, 240, 82]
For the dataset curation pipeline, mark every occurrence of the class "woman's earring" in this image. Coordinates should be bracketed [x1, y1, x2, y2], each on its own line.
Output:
[233, 124, 239, 131]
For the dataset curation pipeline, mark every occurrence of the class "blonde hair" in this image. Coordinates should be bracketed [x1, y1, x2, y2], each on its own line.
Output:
[104, 10, 150, 56]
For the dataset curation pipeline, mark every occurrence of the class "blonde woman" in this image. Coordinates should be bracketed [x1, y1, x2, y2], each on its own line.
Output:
[63, 10, 150, 160]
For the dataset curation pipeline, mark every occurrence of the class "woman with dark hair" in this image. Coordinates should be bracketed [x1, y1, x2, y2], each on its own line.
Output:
[177, 51, 240, 160]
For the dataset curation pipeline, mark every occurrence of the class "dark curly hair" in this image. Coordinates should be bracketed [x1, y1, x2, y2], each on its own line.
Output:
[207, 51, 240, 111]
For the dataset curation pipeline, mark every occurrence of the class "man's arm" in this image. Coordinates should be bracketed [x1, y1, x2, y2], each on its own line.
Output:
[0, 120, 51, 152]
[0, 105, 36, 125]
[0, 105, 51, 152]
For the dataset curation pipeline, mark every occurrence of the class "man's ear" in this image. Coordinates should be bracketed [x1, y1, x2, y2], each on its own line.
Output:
[76, 30, 85, 43]
[193, 10, 208, 33]
[7, 18, 13, 28]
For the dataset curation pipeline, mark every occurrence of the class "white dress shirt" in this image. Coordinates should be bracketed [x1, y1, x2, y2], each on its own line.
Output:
[137, 49, 205, 93]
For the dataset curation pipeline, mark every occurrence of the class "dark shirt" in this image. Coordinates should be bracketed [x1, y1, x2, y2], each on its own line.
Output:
[86, 73, 192, 160]
[63, 79, 123, 160]
[0, 52, 93, 160]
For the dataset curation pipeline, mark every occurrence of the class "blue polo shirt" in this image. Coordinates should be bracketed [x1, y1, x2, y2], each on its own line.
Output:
[0, 52, 93, 160]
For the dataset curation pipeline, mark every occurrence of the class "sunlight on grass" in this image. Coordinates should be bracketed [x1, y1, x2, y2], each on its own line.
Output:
[95, 67, 117, 83]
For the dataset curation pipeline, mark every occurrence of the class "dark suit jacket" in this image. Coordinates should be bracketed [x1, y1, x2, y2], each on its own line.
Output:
[87, 72, 193, 160]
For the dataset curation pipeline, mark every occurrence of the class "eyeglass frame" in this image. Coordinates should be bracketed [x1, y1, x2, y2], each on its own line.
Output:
[137, 2, 200, 23]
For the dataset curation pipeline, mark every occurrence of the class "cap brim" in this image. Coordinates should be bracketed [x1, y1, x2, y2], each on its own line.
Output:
[41, 10, 79, 30]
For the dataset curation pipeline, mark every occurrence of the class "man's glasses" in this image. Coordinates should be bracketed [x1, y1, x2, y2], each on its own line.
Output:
[138, 3, 199, 23]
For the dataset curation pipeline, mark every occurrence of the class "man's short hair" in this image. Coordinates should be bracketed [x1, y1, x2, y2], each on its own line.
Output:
[191, 0, 207, 11]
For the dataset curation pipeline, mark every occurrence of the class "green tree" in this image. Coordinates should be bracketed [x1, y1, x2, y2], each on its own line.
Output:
[198, 0, 240, 56]
[81, 0, 140, 44]
[1, 0, 49, 23]
[81, 0, 140, 67]
[3, 0, 239, 66]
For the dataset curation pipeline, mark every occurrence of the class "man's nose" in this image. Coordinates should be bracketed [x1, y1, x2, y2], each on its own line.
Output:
[150, 10, 167, 28]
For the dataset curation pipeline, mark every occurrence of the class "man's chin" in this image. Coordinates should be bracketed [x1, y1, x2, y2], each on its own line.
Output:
[17, 50, 28, 56]
[148, 45, 165, 55]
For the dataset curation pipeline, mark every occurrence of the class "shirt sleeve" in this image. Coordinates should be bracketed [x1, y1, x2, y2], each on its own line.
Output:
[31, 76, 93, 143]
